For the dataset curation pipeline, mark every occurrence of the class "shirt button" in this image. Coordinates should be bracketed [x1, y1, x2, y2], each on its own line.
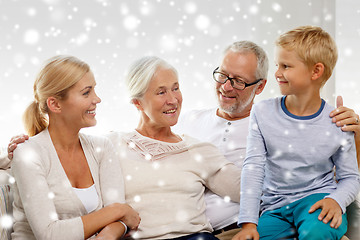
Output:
[227, 122, 231, 125]
[223, 138, 226, 141]
[225, 129, 229, 132]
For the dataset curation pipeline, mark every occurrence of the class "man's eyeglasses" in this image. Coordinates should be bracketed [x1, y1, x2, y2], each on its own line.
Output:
[212, 67, 263, 90]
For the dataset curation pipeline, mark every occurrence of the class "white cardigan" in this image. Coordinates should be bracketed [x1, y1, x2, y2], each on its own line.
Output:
[107, 131, 241, 239]
[11, 129, 125, 240]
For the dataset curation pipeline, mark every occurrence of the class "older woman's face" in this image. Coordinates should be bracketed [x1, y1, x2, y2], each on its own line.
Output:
[137, 67, 182, 128]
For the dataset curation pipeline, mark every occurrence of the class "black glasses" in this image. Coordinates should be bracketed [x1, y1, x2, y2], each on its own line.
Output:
[213, 67, 263, 90]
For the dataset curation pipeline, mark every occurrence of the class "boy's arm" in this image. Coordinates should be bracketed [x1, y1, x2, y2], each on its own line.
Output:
[326, 131, 360, 213]
[238, 107, 266, 227]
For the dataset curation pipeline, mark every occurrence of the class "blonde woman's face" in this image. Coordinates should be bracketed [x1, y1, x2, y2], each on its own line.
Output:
[137, 68, 182, 128]
[59, 71, 101, 130]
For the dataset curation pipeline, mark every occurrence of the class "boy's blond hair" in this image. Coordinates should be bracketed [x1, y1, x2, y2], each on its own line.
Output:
[276, 25, 338, 85]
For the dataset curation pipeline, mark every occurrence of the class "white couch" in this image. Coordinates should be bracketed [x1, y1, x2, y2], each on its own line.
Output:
[0, 170, 13, 240]
[0, 168, 358, 239]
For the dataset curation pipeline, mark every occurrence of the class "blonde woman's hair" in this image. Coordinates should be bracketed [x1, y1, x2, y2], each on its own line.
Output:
[276, 25, 338, 85]
[126, 56, 178, 101]
[23, 55, 90, 136]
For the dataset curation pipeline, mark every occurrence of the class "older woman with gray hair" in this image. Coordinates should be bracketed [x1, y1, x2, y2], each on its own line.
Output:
[106, 56, 240, 240]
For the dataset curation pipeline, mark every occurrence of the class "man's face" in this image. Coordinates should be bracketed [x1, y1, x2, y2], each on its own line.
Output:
[216, 51, 260, 118]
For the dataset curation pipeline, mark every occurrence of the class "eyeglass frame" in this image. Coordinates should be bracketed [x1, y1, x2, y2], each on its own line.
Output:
[212, 67, 263, 90]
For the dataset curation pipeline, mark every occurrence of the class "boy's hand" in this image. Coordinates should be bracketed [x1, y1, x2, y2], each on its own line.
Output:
[232, 223, 259, 240]
[308, 198, 342, 229]
[330, 96, 359, 135]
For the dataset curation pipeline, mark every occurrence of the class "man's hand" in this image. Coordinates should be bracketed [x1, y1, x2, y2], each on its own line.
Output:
[330, 96, 359, 134]
[7, 134, 29, 160]
[232, 223, 259, 240]
[308, 198, 343, 229]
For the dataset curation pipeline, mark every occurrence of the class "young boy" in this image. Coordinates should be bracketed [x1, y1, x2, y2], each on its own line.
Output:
[233, 26, 360, 240]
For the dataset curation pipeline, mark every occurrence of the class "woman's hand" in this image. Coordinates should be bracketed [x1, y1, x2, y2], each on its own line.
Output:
[118, 204, 141, 231]
[95, 222, 126, 240]
[7, 134, 29, 160]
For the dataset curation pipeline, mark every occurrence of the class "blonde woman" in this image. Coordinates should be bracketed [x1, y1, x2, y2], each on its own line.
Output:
[11, 56, 140, 240]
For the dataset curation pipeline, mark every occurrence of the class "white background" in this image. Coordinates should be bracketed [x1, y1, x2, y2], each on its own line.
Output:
[0, 0, 359, 147]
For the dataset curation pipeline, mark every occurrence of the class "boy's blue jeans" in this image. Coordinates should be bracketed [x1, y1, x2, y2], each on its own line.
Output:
[258, 193, 347, 240]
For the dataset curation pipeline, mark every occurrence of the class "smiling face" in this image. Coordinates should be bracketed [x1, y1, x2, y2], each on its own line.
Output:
[57, 71, 101, 130]
[274, 46, 313, 96]
[216, 51, 264, 119]
[135, 67, 182, 129]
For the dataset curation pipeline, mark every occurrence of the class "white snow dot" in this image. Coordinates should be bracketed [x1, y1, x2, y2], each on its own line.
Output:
[298, 123, 305, 129]
[49, 212, 58, 220]
[123, 15, 140, 31]
[274, 150, 282, 157]
[126, 175, 132, 181]
[324, 14, 333, 21]
[195, 15, 210, 30]
[27, 8, 37, 16]
[31, 57, 40, 65]
[223, 196, 230, 203]
[134, 195, 141, 202]
[140, 3, 153, 15]
[284, 171, 292, 179]
[340, 138, 348, 146]
[176, 210, 189, 222]
[249, 5, 258, 14]
[160, 34, 177, 51]
[145, 154, 152, 161]
[272, 3, 282, 12]
[0, 214, 13, 229]
[128, 142, 136, 148]
[8, 177, 15, 184]
[184, 2, 197, 14]
[105, 188, 120, 201]
[194, 153, 203, 162]
[284, 130, 289, 135]
[24, 29, 40, 45]
[158, 180, 165, 187]
[344, 48, 353, 57]
[48, 192, 55, 199]
[152, 161, 160, 169]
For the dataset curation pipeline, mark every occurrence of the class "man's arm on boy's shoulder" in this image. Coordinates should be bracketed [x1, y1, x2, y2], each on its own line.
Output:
[330, 96, 360, 168]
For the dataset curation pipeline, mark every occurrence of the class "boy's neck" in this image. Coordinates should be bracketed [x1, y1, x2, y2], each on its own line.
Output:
[285, 91, 322, 117]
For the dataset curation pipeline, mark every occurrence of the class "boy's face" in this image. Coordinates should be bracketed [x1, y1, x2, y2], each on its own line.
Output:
[274, 46, 313, 96]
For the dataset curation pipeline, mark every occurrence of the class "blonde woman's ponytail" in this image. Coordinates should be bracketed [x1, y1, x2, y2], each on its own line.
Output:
[22, 101, 48, 137]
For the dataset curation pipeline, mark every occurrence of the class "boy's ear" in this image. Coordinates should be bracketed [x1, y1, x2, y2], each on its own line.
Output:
[311, 63, 325, 81]
[46, 97, 62, 113]
[132, 99, 143, 111]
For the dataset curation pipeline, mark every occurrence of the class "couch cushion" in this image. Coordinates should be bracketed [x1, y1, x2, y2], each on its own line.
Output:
[0, 184, 12, 240]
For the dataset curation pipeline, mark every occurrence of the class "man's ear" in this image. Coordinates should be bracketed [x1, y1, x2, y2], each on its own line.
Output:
[311, 63, 325, 81]
[255, 79, 267, 95]
[132, 99, 143, 111]
[46, 97, 61, 113]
